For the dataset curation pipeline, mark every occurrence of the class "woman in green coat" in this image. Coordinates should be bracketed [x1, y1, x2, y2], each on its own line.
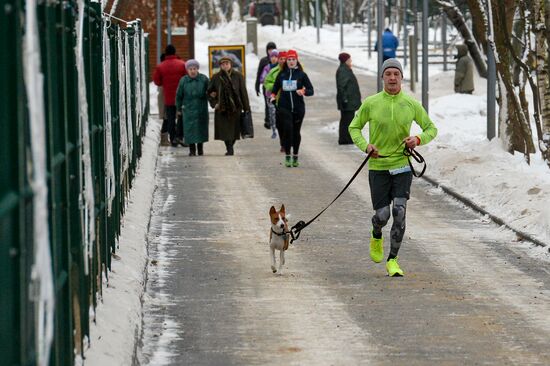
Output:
[176, 59, 209, 156]
[336, 53, 362, 145]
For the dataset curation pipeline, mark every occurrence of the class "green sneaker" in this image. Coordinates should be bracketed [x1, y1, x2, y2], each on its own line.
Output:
[386, 257, 404, 277]
[292, 156, 299, 167]
[284, 155, 292, 167]
[370, 233, 384, 263]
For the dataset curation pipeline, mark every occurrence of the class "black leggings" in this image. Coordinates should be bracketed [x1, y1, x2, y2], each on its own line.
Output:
[278, 108, 305, 155]
[164, 105, 177, 142]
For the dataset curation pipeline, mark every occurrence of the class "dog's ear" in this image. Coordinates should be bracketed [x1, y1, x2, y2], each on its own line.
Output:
[269, 206, 276, 216]
[280, 204, 285, 214]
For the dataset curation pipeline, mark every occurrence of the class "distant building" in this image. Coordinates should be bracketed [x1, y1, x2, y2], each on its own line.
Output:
[104, 0, 195, 80]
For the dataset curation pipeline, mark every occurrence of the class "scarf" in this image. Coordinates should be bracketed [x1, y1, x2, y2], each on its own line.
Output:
[217, 70, 240, 114]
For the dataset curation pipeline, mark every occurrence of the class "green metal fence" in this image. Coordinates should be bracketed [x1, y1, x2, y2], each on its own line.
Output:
[0, 1, 149, 365]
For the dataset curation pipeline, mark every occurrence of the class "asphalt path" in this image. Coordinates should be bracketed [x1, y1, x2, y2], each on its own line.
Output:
[138, 53, 550, 365]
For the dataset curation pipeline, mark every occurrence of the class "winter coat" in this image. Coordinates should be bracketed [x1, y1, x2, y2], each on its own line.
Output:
[336, 63, 361, 112]
[255, 41, 277, 94]
[260, 63, 278, 97]
[271, 66, 314, 115]
[263, 65, 281, 94]
[207, 69, 250, 141]
[454, 44, 474, 94]
[175, 73, 210, 144]
[374, 29, 399, 59]
[153, 55, 187, 106]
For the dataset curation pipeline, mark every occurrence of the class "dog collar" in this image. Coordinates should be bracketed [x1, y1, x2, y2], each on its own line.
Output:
[271, 228, 288, 237]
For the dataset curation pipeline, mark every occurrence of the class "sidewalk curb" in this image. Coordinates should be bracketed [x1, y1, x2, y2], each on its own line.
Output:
[422, 174, 548, 248]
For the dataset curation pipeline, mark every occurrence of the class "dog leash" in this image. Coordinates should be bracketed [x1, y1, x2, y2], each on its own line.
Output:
[289, 142, 426, 243]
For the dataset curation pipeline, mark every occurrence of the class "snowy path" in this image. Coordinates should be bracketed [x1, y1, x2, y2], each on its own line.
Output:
[138, 54, 550, 365]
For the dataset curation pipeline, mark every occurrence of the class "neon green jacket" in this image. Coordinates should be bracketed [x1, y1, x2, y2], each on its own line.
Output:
[263, 65, 281, 93]
[349, 90, 438, 171]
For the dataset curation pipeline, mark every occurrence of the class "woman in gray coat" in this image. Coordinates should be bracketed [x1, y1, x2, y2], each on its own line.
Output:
[336, 53, 362, 144]
[207, 56, 250, 156]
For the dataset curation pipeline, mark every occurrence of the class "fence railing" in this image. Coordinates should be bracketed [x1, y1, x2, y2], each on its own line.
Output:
[0, 1, 149, 365]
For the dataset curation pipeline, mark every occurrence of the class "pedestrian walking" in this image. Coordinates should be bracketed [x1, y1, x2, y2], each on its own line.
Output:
[454, 44, 474, 94]
[264, 50, 287, 152]
[348, 58, 438, 277]
[260, 49, 280, 139]
[153, 44, 187, 147]
[374, 28, 399, 61]
[271, 50, 314, 167]
[255, 41, 277, 129]
[207, 56, 250, 156]
[335, 52, 362, 145]
[175, 59, 209, 156]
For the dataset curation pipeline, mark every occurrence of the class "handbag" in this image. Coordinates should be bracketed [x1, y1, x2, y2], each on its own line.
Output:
[240, 111, 254, 138]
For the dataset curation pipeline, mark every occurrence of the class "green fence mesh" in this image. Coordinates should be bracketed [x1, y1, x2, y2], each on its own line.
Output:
[0, 1, 149, 364]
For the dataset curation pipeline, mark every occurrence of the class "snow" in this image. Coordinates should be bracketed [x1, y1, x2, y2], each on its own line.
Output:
[103, 21, 116, 215]
[23, 1, 55, 365]
[76, 0, 96, 273]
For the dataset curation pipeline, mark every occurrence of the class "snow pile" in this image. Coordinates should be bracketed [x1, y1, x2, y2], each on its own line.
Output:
[424, 93, 550, 245]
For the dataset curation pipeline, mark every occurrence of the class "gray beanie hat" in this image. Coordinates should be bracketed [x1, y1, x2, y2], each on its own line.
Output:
[186, 59, 200, 69]
[381, 58, 403, 76]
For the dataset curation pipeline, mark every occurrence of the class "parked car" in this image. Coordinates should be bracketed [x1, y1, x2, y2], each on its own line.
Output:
[248, 1, 280, 26]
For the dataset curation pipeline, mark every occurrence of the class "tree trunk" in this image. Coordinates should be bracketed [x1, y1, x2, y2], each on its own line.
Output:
[541, 0, 550, 167]
[492, 0, 536, 157]
[326, 0, 335, 25]
[436, 0, 487, 77]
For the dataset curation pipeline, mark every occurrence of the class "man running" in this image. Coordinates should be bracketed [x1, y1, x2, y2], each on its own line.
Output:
[349, 58, 438, 277]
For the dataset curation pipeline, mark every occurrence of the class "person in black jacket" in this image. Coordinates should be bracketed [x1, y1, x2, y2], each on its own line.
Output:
[336, 52, 362, 144]
[271, 49, 314, 167]
[255, 41, 277, 129]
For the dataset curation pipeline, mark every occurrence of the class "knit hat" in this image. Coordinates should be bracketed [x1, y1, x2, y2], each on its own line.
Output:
[381, 58, 403, 76]
[219, 55, 232, 64]
[186, 59, 200, 69]
[278, 51, 287, 59]
[286, 49, 298, 59]
[269, 49, 279, 57]
[338, 52, 351, 63]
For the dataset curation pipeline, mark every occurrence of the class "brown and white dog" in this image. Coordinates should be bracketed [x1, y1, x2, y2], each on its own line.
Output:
[269, 205, 290, 274]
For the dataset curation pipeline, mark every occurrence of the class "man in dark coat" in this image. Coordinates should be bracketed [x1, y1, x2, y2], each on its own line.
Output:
[153, 44, 187, 146]
[336, 52, 362, 144]
[255, 41, 277, 128]
[454, 44, 474, 94]
[208, 56, 250, 156]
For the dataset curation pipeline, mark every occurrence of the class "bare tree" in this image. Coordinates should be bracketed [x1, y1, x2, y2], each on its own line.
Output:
[490, 1, 536, 158]
[540, 0, 550, 166]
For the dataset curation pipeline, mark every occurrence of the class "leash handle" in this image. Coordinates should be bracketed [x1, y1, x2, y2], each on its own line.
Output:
[404, 147, 426, 177]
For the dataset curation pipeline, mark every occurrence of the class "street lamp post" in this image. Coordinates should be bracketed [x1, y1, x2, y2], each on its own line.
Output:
[377, 0, 384, 92]
[422, 0, 429, 112]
